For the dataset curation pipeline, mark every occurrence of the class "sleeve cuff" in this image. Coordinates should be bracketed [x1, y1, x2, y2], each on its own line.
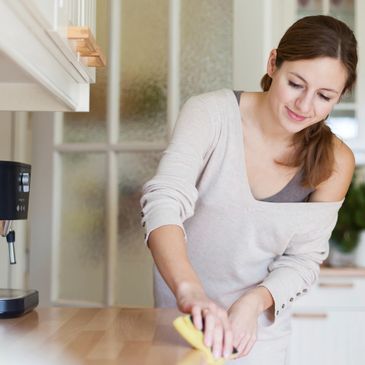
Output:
[141, 206, 187, 245]
[257, 268, 311, 324]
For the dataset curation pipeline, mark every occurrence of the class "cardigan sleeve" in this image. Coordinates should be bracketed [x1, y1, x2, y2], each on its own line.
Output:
[258, 204, 341, 325]
[140, 95, 217, 245]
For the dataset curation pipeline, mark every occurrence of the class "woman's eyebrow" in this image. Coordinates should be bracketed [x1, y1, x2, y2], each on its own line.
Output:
[289, 72, 339, 94]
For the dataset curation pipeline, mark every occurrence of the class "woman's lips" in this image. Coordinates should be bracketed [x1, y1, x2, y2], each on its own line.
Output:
[285, 106, 307, 122]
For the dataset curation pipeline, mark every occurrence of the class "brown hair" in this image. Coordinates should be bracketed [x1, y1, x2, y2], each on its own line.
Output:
[260, 15, 357, 188]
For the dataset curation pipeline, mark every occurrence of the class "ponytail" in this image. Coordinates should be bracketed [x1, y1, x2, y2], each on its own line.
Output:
[260, 74, 272, 92]
[276, 121, 335, 188]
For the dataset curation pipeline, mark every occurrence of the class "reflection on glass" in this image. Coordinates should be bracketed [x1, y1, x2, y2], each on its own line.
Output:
[341, 91, 355, 104]
[120, 0, 168, 143]
[117, 152, 161, 306]
[297, 0, 322, 17]
[58, 153, 106, 303]
[180, 0, 233, 105]
[329, 0, 354, 31]
[63, 1, 108, 143]
[327, 110, 357, 139]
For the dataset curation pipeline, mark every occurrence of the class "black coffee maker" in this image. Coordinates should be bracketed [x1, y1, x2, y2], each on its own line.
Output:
[0, 161, 38, 318]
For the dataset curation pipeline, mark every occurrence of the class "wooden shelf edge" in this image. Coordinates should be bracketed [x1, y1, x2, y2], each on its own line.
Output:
[67, 26, 106, 67]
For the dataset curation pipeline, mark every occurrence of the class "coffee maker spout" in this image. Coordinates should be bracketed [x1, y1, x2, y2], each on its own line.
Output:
[0, 220, 16, 264]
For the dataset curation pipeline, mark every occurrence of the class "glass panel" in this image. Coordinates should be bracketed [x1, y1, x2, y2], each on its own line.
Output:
[297, 0, 322, 17]
[180, 0, 233, 105]
[329, 0, 354, 30]
[119, 0, 168, 143]
[341, 91, 355, 104]
[63, 1, 108, 143]
[327, 109, 358, 139]
[117, 152, 161, 307]
[58, 153, 106, 303]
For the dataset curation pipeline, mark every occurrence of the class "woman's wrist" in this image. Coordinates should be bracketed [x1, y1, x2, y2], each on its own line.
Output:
[239, 286, 274, 315]
[175, 280, 205, 299]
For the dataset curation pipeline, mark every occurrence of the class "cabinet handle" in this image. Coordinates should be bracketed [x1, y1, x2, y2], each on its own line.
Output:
[318, 282, 354, 289]
[292, 313, 327, 319]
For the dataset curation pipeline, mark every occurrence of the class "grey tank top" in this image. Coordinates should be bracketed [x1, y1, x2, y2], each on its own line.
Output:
[234, 90, 315, 203]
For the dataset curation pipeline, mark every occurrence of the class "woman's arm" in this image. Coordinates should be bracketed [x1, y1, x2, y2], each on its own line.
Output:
[141, 94, 234, 359]
[148, 224, 234, 359]
[147, 225, 203, 298]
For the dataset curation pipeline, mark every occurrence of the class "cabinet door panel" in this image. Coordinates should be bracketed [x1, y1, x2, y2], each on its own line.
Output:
[294, 278, 365, 309]
[288, 311, 365, 365]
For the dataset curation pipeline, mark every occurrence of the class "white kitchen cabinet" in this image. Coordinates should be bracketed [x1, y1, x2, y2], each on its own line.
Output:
[0, 0, 101, 112]
[288, 272, 365, 365]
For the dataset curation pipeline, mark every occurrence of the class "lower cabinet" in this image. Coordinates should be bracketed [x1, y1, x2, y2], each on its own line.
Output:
[287, 274, 365, 365]
[287, 310, 365, 365]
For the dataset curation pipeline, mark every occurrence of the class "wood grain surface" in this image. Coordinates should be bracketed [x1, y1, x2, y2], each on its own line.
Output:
[0, 307, 211, 365]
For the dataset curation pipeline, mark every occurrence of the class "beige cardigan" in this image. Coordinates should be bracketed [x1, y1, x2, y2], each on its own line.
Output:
[140, 88, 343, 341]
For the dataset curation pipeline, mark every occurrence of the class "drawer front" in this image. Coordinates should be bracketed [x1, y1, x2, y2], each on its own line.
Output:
[292, 277, 365, 310]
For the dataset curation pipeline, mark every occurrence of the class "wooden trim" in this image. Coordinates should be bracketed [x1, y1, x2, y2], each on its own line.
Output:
[318, 282, 354, 289]
[320, 267, 365, 277]
[292, 312, 328, 319]
[67, 26, 107, 67]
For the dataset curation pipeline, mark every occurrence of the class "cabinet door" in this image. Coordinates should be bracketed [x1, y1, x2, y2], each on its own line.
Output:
[288, 311, 365, 365]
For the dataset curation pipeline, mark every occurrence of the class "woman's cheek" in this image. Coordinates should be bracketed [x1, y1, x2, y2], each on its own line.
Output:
[317, 102, 335, 120]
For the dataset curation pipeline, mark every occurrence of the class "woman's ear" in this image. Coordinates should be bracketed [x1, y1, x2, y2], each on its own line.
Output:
[267, 49, 277, 77]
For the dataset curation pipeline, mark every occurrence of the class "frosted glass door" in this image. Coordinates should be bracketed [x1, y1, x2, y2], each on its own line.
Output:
[53, 0, 233, 306]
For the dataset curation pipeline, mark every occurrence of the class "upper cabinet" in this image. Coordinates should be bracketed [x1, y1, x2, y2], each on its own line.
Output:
[0, 0, 105, 112]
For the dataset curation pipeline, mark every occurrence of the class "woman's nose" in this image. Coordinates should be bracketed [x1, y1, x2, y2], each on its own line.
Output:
[295, 93, 312, 114]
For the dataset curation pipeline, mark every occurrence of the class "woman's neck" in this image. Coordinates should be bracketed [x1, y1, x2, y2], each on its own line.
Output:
[241, 91, 293, 148]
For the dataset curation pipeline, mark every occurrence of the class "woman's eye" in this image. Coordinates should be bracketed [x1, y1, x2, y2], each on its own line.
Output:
[319, 93, 331, 102]
[288, 81, 302, 88]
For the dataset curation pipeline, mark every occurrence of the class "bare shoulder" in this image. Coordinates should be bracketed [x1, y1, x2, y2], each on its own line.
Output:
[309, 135, 355, 202]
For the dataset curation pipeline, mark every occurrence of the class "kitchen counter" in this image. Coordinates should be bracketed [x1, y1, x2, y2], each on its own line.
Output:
[0, 307, 212, 365]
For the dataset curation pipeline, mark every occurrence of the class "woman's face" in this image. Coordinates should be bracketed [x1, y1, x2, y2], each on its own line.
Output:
[266, 54, 348, 134]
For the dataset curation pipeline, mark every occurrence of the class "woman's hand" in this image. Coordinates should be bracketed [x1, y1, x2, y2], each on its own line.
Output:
[227, 292, 261, 358]
[176, 282, 234, 359]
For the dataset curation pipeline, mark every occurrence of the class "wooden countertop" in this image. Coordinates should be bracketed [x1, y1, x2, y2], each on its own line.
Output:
[0, 307, 215, 365]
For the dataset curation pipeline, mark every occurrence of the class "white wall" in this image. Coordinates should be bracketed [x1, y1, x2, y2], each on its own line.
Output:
[233, 0, 295, 91]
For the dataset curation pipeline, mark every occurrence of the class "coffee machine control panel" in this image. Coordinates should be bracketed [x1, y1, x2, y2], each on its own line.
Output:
[0, 161, 31, 220]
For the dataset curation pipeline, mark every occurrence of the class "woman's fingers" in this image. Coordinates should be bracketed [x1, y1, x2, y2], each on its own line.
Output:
[191, 305, 203, 330]
[241, 336, 256, 356]
[203, 311, 216, 347]
[216, 309, 233, 358]
[236, 333, 257, 357]
[211, 322, 224, 358]
[222, 327, 233, 358]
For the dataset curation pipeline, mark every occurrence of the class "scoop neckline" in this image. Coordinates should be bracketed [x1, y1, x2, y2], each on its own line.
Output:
[229, 89, 344, 208]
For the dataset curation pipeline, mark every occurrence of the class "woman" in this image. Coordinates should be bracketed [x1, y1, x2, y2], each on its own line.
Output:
[140, 15, 357, 364]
